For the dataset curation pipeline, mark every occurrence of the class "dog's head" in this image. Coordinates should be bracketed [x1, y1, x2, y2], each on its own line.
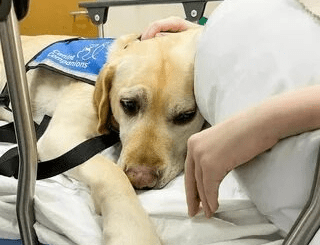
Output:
[94, 29, 205, 189]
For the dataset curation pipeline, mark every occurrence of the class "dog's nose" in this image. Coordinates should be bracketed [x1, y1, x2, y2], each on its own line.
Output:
[125, 166, 159, 189]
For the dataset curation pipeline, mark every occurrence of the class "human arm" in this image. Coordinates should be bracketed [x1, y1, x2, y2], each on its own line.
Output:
[141, 16, 200, 40]
[186, 85, 320, 218]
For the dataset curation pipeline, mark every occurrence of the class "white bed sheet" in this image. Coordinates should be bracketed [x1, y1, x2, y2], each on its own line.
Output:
[0, 173, 284, 245]
[0, 123, 287, 245]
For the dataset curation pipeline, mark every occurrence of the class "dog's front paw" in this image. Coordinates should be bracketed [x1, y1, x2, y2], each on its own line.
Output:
[104, 229, 161, 245]
[78, 156, 162, 245]
[102, 208, 161, 245]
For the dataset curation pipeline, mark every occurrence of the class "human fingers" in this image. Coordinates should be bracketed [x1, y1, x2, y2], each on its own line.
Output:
[155, 32, 172, 38]
[141, 17, 189, 40]
[202, 170, 220, 214]
[195, 163, 213, 218]
[185, 150, 201, 217]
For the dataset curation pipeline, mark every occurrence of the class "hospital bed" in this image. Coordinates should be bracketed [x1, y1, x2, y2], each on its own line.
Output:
[0, 0, 320, 244]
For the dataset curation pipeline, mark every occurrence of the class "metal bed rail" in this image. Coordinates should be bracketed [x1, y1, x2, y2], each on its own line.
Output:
[79, 0, 221, 37]
[283, 146, 320, 244]
[0, 0, 39, 244]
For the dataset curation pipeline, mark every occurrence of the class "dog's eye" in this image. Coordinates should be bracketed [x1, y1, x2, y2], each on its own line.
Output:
[120, 99, 139, 116]
[173, 111, 196, 125]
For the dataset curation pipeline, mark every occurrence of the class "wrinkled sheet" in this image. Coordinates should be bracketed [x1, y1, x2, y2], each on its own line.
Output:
[0, 126, 287, 245]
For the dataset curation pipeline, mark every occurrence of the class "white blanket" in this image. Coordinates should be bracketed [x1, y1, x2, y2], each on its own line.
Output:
[0, 132, 285, 245]
[0, 175, 283, 245]
[1, 133, 320, 244]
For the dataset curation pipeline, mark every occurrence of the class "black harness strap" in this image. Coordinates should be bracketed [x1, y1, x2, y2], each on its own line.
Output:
[0, 84, 10, 111]
[0, 115, 51, 178]
[0, 116, 45, 144]
[0, 115, 120, 179]
[35, 115, 51, 139]
[37, 131, 119, 180]
[0, 147, 19, 178]
[0, 122, 18, 143]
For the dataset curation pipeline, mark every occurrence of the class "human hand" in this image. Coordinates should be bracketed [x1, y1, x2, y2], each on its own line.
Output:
[141, 16, 198, 40]
[185, 125, 234, 218]
[185, 109, 279, 218]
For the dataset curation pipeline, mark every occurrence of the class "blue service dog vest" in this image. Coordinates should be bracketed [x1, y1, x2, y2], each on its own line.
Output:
[0, 37, 120, 180]
[26, 38, 115, 85]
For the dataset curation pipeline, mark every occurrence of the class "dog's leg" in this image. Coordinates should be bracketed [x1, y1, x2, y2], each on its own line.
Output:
[0, 107, 13, 122]
[37, 83, 161, 245]
[71, 155, 161, 245]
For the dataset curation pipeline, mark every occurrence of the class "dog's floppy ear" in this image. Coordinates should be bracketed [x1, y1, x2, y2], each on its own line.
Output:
[93, 34, 140, 134]
[93, 63, 116, 134]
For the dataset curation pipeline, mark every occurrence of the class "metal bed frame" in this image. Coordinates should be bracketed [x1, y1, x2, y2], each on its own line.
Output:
[0, 0, 319, 244]
[0, 0, 39, 244]
[79, 0, 221, 37]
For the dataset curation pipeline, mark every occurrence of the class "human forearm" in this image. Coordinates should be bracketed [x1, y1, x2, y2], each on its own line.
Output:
[255, 85, 320, 141]
[219, 85, 320, 168]
[186, 85, 320, 217]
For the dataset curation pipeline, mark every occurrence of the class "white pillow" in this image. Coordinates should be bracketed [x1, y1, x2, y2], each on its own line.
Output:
[195, 0, 320, 234]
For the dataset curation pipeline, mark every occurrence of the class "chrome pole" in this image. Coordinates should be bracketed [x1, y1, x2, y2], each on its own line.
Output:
[98, 24, 105, 38]
[0, 4, 38, 245]
[283, 146, 320, 245]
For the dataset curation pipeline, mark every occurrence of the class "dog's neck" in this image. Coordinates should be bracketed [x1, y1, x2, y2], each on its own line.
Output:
[298, 0, 320, 19]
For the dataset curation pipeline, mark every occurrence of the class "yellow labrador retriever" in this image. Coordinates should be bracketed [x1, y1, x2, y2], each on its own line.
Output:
[0, 27, 204, 244]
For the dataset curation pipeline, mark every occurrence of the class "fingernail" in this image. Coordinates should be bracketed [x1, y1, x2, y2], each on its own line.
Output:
[205, 211, 213, 218]
[188, 209, 196, 217]
[188, 206, 200, 217]
[209, 202, 218, 214]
